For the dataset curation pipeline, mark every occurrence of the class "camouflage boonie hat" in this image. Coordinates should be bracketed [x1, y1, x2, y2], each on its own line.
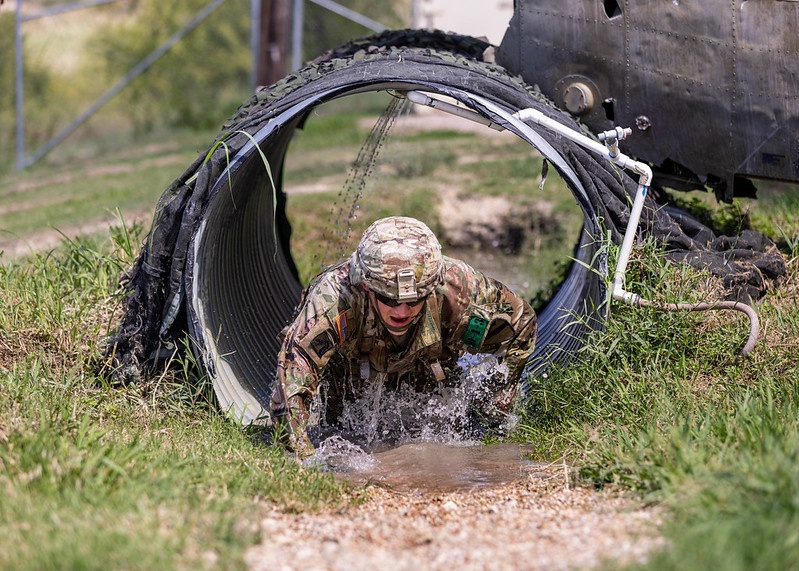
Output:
[350, 216, 444, 301]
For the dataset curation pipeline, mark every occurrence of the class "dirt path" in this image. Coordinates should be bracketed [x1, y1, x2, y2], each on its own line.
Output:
[245, 466, 664, 571]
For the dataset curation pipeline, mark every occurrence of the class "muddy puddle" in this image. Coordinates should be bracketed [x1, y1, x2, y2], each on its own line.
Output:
[302, 353, 549, 493]
[314, 438, 543, 493]
[341, 442, 541, 492]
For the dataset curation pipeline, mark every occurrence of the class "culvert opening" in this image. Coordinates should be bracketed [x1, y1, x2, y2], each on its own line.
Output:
[108, 30, 785, 430]
[281, 92, 585, 301]
[187, 81, 607, 424]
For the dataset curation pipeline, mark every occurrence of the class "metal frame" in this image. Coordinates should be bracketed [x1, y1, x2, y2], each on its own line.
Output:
[14, 0, 390, 170]
[14, 0, 227, 170]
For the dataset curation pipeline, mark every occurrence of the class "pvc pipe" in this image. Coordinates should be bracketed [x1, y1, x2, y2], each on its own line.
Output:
[515, 108, 610, 158]
[612, 182, 647, 304]
[404, 91, 505, 131]
[402, 91, 759, 357]
[511, 106, 759, 357]
[512, 107, 653, 303]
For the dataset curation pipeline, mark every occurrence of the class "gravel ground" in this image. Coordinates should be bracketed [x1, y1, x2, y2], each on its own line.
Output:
[245, 464, 665, 571]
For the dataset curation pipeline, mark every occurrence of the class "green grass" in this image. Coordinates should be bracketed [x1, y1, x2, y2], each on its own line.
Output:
[4, 101, 799, 569]
[515, 232, 799, 570]
[0, 128, 213, 243]
[0, 229, 353, 570]
[0, 136, 204, 267]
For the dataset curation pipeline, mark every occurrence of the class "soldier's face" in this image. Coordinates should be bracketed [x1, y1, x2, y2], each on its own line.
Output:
[368, 290, 425, 336]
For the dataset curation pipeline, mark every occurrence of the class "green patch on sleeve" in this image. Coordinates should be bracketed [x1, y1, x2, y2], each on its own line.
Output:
[462, 315, 489, 349]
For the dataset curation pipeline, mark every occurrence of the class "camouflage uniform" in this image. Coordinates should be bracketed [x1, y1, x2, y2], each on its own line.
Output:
[270, 218, 537, 457]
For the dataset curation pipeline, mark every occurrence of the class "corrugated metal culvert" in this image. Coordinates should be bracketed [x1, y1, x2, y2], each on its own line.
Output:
[106, 30, 785, 424]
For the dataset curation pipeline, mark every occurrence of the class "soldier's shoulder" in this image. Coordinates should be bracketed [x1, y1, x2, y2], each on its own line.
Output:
[306, 260, 350, 295]
[441, 256, 481, 286]
[304, 261, 363, 318]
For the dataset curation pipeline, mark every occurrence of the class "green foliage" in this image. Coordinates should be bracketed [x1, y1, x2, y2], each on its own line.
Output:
[91, 0, 252, 132]
[517, 232, 799, 570]
[748, 184, 799, 257]
[391, 143, 458, 178]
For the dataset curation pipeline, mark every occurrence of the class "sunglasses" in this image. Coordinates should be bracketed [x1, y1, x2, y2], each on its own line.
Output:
[372, 291, 426, 308]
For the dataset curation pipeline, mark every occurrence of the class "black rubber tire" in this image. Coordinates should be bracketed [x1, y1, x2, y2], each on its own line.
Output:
[183, 34, 612, 423]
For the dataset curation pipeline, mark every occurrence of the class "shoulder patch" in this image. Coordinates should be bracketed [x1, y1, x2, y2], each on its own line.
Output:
[335, 311, 350, 344]
[308, 331, 335, 362]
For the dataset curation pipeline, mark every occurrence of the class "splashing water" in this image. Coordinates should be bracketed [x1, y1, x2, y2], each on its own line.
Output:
[308, 354, 531, 489]
[307, 435, 378, 473]
[318, 354, 515, 449]
[331, 441, 539, 492]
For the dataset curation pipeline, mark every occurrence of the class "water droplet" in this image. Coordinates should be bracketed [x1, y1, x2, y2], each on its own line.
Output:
[311, 436, 377, 472]
[317, 354, 513, 452]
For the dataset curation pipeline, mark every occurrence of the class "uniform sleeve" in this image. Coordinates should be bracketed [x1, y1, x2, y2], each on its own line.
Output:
[270, 277, 342, 457]
[444, 259, 538, 385]
[483, 276, 537, 385]
[270, 339, 319, 458]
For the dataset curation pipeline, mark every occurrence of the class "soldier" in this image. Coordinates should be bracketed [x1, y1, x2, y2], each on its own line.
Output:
[271, 216, 537, 457]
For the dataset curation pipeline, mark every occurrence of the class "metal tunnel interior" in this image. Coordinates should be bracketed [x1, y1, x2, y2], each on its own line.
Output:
[186, 84, 608, 425]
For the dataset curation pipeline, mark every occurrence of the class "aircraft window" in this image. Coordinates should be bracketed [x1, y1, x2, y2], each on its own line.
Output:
[603, 0, 622, 18]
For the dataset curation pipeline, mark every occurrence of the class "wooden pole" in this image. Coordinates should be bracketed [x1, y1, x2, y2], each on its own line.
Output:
[257, 0, 290, 87]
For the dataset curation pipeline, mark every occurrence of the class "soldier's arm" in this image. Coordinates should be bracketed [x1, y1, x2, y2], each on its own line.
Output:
[483, 277, 537, 384]
[271, 280, 342, 458]
[271, 345, 318, 458]
[453, 260, 538, 384]
[502, 306, 537, 385]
